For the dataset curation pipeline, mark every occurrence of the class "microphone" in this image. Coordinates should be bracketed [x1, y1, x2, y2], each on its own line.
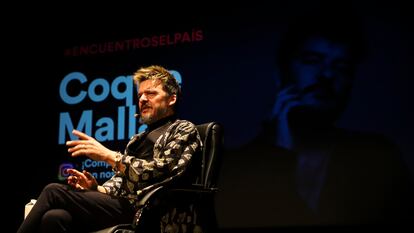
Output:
[134, 113, 140, 118]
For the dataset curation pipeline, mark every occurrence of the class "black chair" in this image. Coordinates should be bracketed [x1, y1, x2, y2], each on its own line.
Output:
[91, 122, 223, 233]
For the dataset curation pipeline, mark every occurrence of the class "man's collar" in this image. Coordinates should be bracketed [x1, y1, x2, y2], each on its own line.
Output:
[146, 114, 177, 132]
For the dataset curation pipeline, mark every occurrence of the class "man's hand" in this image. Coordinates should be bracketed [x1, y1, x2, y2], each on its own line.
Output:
[66, 129, 117, 166]
[270, 85, 302, 121]
[66, 169, 98, 191]
[270, 85, 303, 149]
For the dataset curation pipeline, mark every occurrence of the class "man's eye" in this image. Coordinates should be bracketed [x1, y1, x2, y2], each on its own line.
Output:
[335, 61, 351, 69]
[301, 55, 322, 64]
[146, 93, 156, 98]
[333, 60, 352, 74]
[138, 92, 157, 100]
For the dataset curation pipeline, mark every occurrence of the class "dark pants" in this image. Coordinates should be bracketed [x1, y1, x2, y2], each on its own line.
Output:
[17, 183, 136, 233]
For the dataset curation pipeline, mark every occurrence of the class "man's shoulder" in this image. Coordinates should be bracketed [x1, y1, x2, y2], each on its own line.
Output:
[174, 119, 195, 125]
[225, 136, 295, 162]
[169, 119, 197, 134]
[172, 119, 196, 128]
[336, 128, 399, 150]
[333, 128, 405, 167]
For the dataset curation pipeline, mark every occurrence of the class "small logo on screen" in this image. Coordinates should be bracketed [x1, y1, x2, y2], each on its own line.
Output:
[58, 163, 74, 181]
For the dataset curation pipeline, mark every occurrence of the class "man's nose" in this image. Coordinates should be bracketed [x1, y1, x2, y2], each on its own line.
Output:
[319, 64, 335, 80]
[139, 94, 148, 102]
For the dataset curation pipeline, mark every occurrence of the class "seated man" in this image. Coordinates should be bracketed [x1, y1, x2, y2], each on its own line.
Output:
[17, 65, 202, 233]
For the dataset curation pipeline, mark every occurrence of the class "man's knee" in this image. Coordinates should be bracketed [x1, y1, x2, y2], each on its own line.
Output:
[41, 209, 72, 232]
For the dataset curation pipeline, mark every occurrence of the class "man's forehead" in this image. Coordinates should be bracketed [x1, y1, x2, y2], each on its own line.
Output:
[138, 79, 163, 90]
[300, 36, 352, 57]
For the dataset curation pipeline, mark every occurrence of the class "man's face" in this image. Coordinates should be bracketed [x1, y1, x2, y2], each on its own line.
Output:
[287, 36, 355, 115]
[137, 79, 176, 125]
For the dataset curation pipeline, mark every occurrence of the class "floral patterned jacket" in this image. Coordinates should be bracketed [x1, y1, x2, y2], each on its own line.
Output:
[102, 119, 202, 206]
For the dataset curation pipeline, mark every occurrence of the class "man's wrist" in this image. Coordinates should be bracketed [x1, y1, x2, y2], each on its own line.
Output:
[97, 185, 107, 193]
[112, 152, 123, 174]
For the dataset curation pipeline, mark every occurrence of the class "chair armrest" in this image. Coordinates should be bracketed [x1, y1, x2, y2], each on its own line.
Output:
[169, 185, 219, 193]
[135, 185, 217, 209]
[89, 224, 134, 233]
[136, 186, 165, 208]
[132, 184, 218, 226]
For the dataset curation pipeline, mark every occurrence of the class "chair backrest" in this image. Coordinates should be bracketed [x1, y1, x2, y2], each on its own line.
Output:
[194, 122, 223, 189]
[152, 122, 223, 233]
[175, 122, 223, 190]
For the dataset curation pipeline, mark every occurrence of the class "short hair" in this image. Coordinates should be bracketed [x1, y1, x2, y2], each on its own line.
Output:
[277, 9, 366, 84]
[133, 65, 181, 100]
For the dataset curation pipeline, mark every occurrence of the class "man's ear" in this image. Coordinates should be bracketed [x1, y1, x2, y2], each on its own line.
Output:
[168, 94, 177, 106]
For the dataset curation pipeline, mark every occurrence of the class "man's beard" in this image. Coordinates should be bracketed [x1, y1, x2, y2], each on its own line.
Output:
[140, 107, 169, 125]
[140, 114, 154, 125]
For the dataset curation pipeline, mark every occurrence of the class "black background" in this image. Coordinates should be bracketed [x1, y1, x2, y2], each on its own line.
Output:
[11, 1, 414, 231]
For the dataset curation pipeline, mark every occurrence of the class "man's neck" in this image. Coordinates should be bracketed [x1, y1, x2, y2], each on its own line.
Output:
[274, 119, 337, 151]
[147, 114, 177, 132]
